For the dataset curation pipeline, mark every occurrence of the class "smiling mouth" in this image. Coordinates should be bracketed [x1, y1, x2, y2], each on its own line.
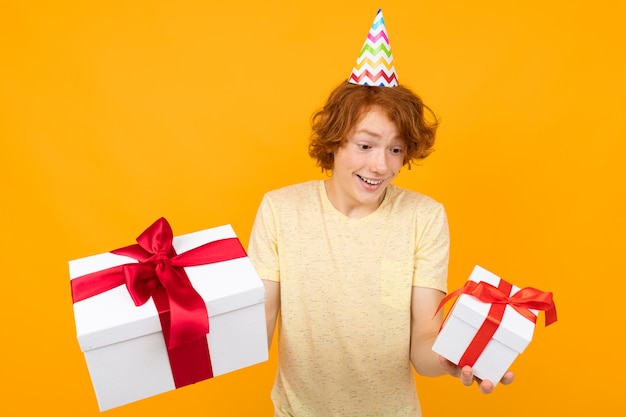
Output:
[356, 174, 384, 185]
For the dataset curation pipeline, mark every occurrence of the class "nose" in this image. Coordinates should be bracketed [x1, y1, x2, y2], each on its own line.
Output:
[370, 149, 389, 173]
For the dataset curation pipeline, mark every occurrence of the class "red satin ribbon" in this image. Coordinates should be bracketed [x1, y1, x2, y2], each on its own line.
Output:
[71, 217, 247, 388]
[436, 278, 557, 367]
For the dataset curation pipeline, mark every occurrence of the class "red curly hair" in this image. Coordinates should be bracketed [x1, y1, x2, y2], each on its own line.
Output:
[309, 81, 439, 171]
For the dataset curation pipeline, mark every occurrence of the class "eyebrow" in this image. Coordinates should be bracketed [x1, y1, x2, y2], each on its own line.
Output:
[353, 129, 403, 144]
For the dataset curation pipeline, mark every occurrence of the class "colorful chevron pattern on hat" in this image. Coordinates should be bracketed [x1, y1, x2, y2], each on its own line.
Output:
[349, 9, 398, 87]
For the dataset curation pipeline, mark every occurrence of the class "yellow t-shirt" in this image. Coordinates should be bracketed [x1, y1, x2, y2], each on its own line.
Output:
[248, 180, 449, 417]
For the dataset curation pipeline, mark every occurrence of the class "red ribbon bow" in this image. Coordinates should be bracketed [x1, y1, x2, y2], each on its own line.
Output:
[438, 280, 558, 326]
[436, 278, 557, 367]
[71, 217, 247, 387]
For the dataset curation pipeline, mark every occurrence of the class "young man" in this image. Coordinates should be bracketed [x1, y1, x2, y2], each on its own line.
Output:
[248, 10, 512, 417]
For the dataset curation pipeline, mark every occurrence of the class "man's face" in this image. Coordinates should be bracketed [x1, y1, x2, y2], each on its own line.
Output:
[326, 106, 404, 217]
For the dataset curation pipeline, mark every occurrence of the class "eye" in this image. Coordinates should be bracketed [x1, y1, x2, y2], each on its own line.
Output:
[390, 147, 404, 154]
[358, 144, 371, 150]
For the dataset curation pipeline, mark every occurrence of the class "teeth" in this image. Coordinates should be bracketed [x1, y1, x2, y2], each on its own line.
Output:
[359, 175, 383, 185]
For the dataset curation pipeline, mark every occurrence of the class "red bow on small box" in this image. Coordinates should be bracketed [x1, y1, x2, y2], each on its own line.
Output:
[436, 278, 557, 367]
[71, 217, 247, 387]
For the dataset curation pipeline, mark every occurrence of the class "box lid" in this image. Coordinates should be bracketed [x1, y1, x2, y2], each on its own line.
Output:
[69, 224, 265, 352]
[448, 265, 538, 353]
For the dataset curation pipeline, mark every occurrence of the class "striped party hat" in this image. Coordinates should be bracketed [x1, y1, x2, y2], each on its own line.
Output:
[348, 9, 398, 87]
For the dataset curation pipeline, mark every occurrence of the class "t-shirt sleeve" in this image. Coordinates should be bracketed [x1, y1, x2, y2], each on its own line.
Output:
[247, 193, 281, 282]
[413, 202, 449, 293]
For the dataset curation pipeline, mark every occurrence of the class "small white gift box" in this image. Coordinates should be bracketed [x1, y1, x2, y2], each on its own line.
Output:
[69, 219, 268, 411]
[432, 265, 556, 385]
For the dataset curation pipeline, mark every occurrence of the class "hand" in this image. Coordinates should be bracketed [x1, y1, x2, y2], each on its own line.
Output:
[438, 356, 515, 394]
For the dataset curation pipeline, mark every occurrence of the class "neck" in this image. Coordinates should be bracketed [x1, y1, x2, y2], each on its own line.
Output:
[323, 179, 386, 219]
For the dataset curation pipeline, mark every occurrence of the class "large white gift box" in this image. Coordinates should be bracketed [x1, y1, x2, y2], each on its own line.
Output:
[69, 219, 268, 411]
[432, 265, 556, 386]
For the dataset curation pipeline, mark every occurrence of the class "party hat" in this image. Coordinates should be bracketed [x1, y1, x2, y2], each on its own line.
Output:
[349, 9, 398, 87]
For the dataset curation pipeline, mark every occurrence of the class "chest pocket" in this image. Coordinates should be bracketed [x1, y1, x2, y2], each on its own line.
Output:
[380, 260, 413, 311]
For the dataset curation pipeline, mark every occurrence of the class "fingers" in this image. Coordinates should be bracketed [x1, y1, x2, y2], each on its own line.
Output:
[438, 356, 460, 377]
[460, 365, 474, 386]
[476, 370, 515, 393]
[500, 370, 515, 385]
[478, 379, 495, 394]
[438, 356, 514, 393]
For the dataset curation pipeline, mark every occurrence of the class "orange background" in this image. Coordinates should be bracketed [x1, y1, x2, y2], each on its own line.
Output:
[2, 1, 624, 416]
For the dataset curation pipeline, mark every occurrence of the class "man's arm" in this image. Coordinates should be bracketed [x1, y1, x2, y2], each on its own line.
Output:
[263, 279, 280, 349]
[409, 286, 446, 376]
